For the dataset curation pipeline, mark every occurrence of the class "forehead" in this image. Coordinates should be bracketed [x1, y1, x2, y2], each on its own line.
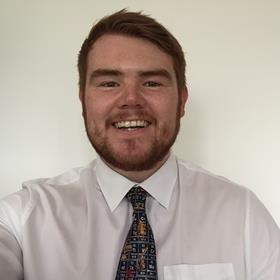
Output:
[87, 34, 175, 76]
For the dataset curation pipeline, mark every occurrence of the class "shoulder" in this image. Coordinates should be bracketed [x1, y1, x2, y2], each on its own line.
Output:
[176, 156, 279, 232]
[174, 157, 278, 227]
[20, 159, 98, 197]
[176, 157, 247, 199]
[0, 159, 99, 244]
[23, 159, 98, 189]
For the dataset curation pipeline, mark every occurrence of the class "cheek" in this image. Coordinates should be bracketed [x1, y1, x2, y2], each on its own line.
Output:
[86, 107, 113, 133]
[157, 100, 179, 129]
[85, 93, 114, 118]
[84, 96, 102, 121]
[157, 99, 178, 119]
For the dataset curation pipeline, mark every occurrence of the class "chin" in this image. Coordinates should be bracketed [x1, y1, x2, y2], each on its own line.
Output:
[99, 144, 170, 172]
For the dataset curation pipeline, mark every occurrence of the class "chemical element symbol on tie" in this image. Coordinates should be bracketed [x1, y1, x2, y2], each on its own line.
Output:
[115, 187, 158, 280]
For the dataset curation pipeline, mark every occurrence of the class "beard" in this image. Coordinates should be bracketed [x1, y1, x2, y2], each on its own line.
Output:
[88, 122, 180, 171]
[81, 101, 181, 172]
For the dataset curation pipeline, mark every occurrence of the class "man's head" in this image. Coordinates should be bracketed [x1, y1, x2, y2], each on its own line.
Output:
[78, 10, 188, 181]
[78, 9, 186, 93]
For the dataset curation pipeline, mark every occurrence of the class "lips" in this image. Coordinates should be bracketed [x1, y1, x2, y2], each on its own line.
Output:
[113, 120, 151, 129]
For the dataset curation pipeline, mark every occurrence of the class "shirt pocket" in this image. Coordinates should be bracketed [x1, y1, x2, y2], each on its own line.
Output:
[164, 263, 235, 280]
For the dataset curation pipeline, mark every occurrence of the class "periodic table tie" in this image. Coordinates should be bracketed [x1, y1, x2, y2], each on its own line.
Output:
[115, 186, 158, 279]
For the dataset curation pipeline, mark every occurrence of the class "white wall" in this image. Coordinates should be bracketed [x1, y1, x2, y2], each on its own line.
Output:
[1, 0, 279, 226]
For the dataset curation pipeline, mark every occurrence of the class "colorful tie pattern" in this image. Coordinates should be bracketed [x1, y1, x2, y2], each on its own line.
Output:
[115, 187, 158, 280]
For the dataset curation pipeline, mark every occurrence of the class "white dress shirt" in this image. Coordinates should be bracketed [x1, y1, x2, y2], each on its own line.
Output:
[0, 154, 279, 280]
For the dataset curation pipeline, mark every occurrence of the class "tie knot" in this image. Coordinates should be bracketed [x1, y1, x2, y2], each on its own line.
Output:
[126, 186, 147, 211]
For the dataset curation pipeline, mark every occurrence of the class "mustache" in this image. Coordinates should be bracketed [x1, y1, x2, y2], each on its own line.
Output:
[106, 110, 156, 125]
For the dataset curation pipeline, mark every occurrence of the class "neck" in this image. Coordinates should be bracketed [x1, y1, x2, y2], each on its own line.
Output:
[103, 153, 170, 183]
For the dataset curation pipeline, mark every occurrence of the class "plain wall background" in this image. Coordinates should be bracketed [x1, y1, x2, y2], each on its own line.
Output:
[1, 0, 279, 226]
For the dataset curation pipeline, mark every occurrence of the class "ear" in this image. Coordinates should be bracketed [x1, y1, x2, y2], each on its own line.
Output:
[179, 86, 188, 118]
[79, 90, 84, 102]
[79, 91, 85, 117]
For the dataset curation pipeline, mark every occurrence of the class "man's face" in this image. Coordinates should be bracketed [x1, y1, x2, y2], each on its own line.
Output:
[80, 34, 187, 172]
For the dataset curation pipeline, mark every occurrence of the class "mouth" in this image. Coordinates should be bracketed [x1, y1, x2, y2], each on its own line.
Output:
[113, 120, 151, 131]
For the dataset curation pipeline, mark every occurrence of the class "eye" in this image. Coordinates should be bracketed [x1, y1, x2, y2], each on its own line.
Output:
[143, 81, 162, 88]
[99, 81, 120, 87]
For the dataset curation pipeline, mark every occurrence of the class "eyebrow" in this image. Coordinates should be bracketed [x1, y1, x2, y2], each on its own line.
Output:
[138, 69, 172, 80]
[88, 68, 173, 84]
[89, 69, 122, 84]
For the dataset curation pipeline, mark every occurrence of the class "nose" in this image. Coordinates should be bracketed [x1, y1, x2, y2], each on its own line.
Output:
[118, 84, 145, 109]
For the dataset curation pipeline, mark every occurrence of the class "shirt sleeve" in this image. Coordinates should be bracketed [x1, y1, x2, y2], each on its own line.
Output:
[0, 189, 31, 280]
[0, 225, 23, 280]
[246, 190, 280, 279]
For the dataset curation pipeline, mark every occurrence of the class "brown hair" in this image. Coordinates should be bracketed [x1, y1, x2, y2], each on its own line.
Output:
[78, 9, 186, 92]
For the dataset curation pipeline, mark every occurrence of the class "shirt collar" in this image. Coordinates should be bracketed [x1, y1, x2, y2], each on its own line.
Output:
[95, 153, 178, 212]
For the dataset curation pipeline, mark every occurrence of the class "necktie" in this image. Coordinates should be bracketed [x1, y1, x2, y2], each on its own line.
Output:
[115, 186, 158, 279]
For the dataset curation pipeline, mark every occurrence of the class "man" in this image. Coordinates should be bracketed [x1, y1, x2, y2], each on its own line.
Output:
[0, 9, 279, 280]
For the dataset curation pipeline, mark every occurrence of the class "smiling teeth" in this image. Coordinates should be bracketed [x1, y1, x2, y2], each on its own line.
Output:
[114, 120, 150, 129]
